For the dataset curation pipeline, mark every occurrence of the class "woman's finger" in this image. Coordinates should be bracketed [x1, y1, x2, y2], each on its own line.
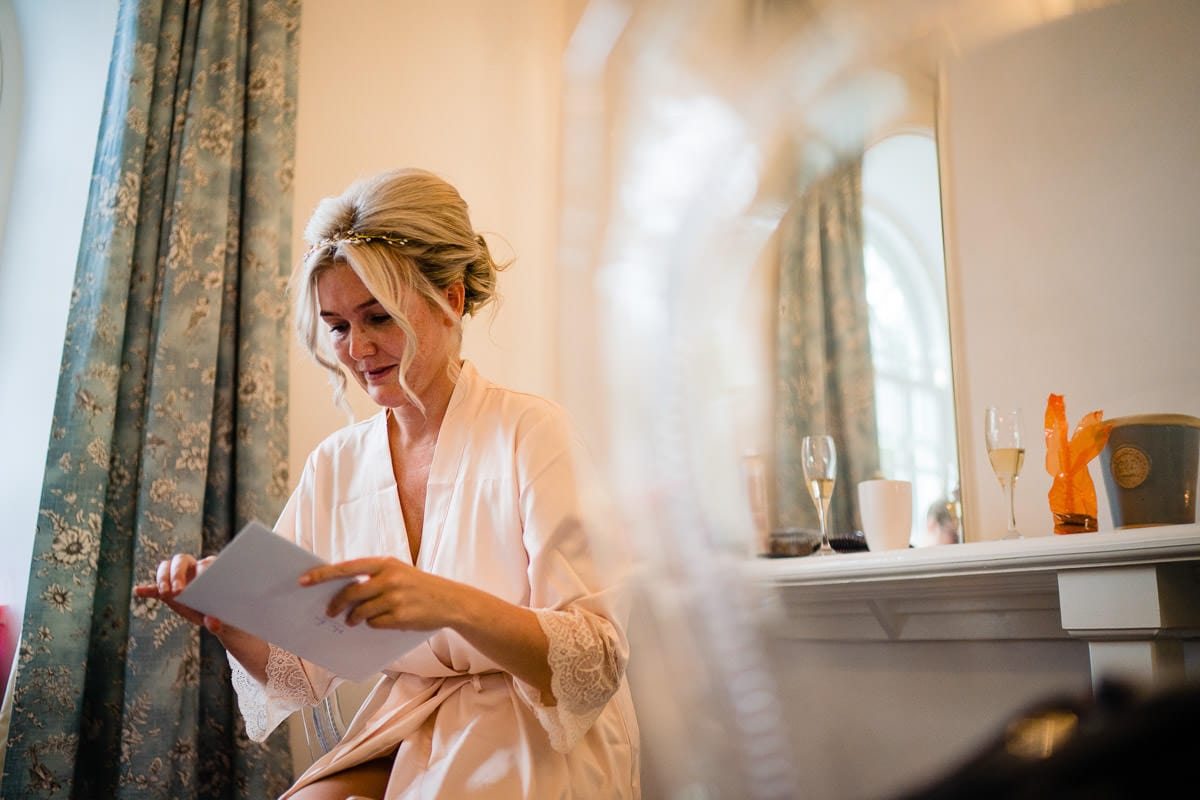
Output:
[141, 553, 209, 605]
[325, 573, 389, 618]
[169, 553, 196, 592]
[342, 591, 400, 626]
[156, 560, 172, 595]
[300, 557, 388, 587]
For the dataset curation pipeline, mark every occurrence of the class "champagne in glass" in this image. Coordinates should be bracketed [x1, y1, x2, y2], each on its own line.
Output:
[984, 407, 1025, 539]
[802, 435, 838, 555]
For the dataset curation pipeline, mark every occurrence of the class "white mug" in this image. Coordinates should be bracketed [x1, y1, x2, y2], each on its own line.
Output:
[857, 479, 913, 551]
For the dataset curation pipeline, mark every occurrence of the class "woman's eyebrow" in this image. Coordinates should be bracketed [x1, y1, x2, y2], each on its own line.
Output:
[319, 299, 384, 318]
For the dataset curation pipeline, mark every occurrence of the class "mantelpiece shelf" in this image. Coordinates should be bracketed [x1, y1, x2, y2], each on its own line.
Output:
[747, 524, 1200, 686]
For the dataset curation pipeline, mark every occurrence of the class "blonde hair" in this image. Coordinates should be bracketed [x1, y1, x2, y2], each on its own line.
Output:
[292, 168, 507, 412]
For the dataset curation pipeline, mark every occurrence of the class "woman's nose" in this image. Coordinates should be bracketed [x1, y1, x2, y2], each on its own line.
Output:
[347, 326, 375, 360]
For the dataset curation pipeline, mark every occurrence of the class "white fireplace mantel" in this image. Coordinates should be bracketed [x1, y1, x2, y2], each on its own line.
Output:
[747, 524, 1200, 687]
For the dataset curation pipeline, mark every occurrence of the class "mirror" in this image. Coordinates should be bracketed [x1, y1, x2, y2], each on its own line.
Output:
[764, 112, 959, 551]
[752, 7, 966, 551]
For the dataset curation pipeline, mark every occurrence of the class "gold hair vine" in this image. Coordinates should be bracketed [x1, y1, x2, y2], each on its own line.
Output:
[305, 232, 411, 258]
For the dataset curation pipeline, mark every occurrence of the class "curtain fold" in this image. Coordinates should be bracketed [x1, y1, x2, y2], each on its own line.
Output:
[774, 159, 879, 540]
[2, 1, 299, 797]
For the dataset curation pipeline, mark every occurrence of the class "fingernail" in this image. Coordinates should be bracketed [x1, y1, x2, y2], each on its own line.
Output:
[173, 580, 183, 592]
[298, 575, 312, 585]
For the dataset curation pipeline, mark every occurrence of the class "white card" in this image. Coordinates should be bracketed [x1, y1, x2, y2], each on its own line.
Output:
[175, 520, 430, 681]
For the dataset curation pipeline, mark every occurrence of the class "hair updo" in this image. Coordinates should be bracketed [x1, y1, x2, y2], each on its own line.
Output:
[291, 167, 509, 411]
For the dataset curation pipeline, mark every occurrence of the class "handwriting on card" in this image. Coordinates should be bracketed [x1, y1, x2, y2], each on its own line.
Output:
[312, 614, 349, 635]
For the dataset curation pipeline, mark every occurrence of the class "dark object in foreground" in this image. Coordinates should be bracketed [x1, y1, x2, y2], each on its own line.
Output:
[896, 678, 1200, 799]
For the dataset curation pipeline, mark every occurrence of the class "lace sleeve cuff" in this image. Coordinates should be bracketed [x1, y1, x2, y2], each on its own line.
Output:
[512, 607, 627, 753]
[229, 644, 322, 742]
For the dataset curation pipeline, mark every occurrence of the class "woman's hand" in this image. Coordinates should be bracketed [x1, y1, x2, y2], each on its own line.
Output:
[133, 554, 225, 634]
[303, 557, 555, 700]
[300, 557, 461, 630]
[134, 552, 271, 681]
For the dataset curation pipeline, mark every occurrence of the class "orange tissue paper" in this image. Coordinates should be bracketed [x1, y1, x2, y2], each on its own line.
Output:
[1044, 393, 1113, 534]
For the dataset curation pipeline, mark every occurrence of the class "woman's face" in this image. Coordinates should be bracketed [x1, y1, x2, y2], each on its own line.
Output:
[316, 261, 459, 409]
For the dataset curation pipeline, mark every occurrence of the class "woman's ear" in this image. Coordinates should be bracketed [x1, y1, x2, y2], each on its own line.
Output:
[445, 282, 466, 318]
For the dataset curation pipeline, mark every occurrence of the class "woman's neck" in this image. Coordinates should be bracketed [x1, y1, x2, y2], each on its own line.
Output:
[387, 362, 459, 451]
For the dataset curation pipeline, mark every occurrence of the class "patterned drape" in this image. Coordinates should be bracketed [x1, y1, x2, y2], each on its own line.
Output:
[2, 0, 299, 797]
[775, 159, 879, 539]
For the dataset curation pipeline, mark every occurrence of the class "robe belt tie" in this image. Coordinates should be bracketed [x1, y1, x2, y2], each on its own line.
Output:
[459, 671, 505, 692]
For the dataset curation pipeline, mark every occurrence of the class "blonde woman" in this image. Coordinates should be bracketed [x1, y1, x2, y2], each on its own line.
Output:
[137, 168, 640, 799]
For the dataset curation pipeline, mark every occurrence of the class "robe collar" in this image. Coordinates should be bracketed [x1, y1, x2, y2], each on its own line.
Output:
[373, 361, 486, 568]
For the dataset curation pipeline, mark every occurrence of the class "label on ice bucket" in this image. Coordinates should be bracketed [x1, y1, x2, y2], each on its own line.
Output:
[1110, 445, 1150, 489]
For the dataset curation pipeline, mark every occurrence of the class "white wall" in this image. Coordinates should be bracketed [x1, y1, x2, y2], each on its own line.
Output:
[288, 0, 573, 481]
[0, 0, 119, 632]
[940, 0, 1200, 541]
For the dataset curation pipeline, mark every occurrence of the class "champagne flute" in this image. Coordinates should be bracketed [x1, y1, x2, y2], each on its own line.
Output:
[984, 407, 1025, 539]
[802, 435, 837, 555]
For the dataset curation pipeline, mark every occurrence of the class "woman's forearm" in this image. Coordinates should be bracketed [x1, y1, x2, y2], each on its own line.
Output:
[449, 586, 555, 702]
[212, 623, 272, 683]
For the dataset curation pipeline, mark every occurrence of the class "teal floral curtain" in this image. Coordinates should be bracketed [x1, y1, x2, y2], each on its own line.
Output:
[775, 159, 879, 539]
[2, 1, 299, 797]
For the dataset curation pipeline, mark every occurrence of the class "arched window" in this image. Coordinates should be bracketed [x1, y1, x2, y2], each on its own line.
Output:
[862, 132, 958, 544]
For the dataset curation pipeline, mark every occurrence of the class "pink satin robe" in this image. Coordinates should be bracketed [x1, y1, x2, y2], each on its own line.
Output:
[229, 362, 640, 798]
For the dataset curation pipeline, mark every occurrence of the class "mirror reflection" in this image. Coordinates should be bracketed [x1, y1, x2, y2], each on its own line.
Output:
[768, 48, 958, 551]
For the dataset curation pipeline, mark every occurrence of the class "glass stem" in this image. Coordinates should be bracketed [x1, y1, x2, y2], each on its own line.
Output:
[1006, 481, 1017, 532]
[817, 504, 834, 552]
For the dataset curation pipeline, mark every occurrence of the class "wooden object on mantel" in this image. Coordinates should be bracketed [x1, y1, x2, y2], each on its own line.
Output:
[747, 524, 1200, 688]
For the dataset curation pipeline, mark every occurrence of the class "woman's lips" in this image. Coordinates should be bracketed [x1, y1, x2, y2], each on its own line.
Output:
[362, 365, 396, 383]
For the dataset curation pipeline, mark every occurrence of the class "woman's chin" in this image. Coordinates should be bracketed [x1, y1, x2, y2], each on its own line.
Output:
[361, 382, 412, 409]
[366, 388, 402, 407]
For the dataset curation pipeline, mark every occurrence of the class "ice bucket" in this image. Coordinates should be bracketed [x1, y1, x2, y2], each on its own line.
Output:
[1101, 414, 1200, 528]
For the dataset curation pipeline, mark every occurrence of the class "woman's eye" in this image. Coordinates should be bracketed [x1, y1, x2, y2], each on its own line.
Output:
[327, 323, 348, 335]
[369, 314, 393, 326]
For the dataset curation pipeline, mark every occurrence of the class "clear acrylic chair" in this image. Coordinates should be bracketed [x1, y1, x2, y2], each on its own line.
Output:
[302, 693, 348, 757]
[299, 676, 378, 760]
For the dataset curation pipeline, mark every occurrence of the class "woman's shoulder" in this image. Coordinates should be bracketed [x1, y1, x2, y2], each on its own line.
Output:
[464, 363, 570, 427]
